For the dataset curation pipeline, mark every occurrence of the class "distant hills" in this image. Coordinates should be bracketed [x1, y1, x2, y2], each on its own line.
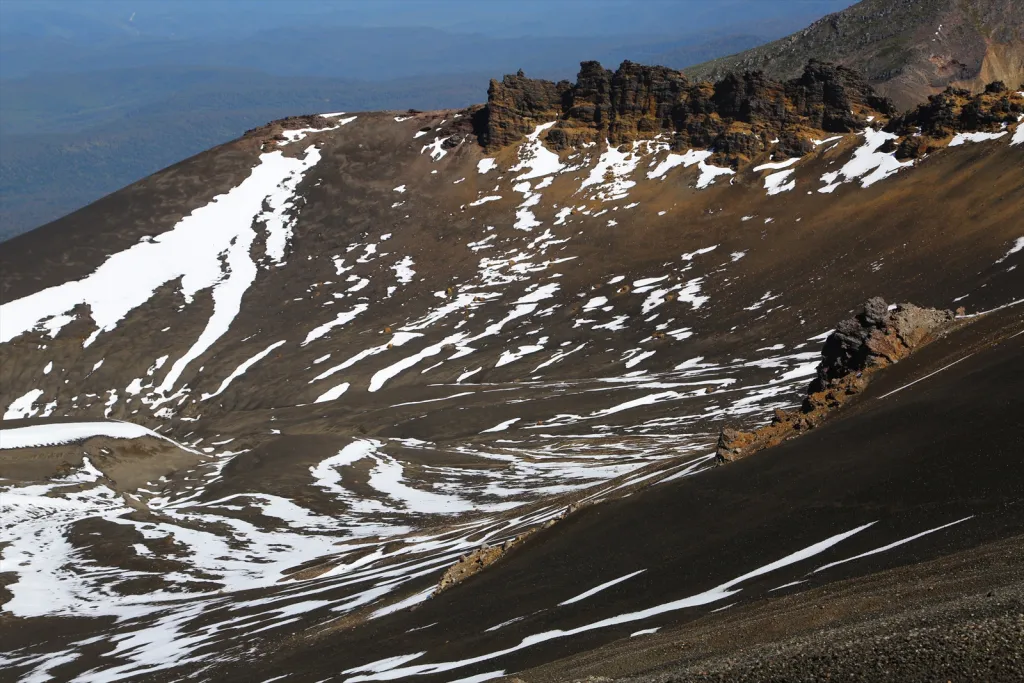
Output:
[686, 0, 1024, 109]
[0, 67, 492, 243]
[0, 13, 805, 242]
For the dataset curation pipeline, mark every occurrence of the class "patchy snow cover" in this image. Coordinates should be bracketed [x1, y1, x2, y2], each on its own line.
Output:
[819, 128, 912, 193]
[4, 388, 44, 420]
[1, 420, 156, 448]
[342, 524, 874, 681]
[631, 628, 660, 637]
[647, 149, 734, 189]
[477, 158, 498, 174]
[311, 438, 501, 514]
[315, 382, 351, 403]
[303, 303, 370, 346]
[421, 136, 454, 161]
[369, 333, 468, 392]
[0, 146, 325, 409]
[481, 418, 521, 433]
[580, 141, 640, 200]
[812, 135, 843, 147]
[996, 237, 1024, 263]
[556, 571, 646, 608]
[469, 196, 502, 206]
[510, 123, 563, 181]
[948, 131, 1008, 146]
[752, 158, 800, 172]
[1012, 116, 1024, 145]
[495, 343, 545, 367]
[814, 516, 972, 574]
[393, 256, 416, 284]
[763, 169, 796, 195]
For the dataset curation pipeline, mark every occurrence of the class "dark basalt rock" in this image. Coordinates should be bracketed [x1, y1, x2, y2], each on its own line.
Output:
[473, 58, 1023, 171]
[473, 59, 899, 165]
[887, 85, 1024, 157]
[784, 60, 897, 132]
[811, 297, 955, 394]
[717, 298, 956, 463]
[478, 70, 570, 148]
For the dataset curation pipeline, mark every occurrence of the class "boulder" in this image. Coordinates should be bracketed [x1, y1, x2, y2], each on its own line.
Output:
[718, 298, 956, 463]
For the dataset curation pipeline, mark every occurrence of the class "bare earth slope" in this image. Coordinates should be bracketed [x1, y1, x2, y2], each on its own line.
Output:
[0, 61, 1022, 682]
[685, 0, 1024, 109]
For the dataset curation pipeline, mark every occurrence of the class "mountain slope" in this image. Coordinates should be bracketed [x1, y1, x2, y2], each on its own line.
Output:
[0, 60, 1022, 682]
[685, 0, 1024, 109]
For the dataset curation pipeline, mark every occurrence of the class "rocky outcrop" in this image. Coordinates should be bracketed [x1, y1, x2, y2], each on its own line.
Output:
[887, 85, 1024, 159]
[475, 58, 1022, 167]
[717, 298, 956, 463]
[434, 502, 585, 594]
[784, 60, 897, 131]
[243, 114, 338, 150]
[477, 70, 569, 149]
[474, 60, 896, 166]
[435, 537, 522, 595]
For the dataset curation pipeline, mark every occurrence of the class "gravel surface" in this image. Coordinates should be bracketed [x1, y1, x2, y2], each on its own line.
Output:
[511, 533, 1024, 683]
[631, 588, 1023, 682]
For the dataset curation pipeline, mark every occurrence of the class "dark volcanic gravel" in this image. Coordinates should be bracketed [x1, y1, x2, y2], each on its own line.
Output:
[633, 590, 1024, 683]
[511, 532, 1024, 683]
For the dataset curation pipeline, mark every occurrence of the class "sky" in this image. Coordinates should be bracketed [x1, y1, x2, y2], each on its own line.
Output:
[1, 0, 859, 41]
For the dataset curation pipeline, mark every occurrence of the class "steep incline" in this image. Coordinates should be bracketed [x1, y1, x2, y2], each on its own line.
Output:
[685, 0, 1024, 109]
[0, 61, 1022, 682]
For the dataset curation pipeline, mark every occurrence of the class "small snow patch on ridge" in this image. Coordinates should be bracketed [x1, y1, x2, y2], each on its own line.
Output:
[469, 196, 502, 206]
[948, 131, 1008, 146]
[996, 237, 1024, 263]
[1012, 116, 1024, 145]
[647, 149, 734, 189]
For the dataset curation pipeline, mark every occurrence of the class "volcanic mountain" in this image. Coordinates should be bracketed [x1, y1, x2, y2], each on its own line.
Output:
[1, 49, 1023, 683]
[686, 0, 1024, 109]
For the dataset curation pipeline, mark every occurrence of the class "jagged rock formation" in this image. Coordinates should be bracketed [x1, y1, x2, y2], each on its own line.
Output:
[887, 83, 1024, 158]
[475, 60, 896, 165]
[475, 70, 571, 149]
[717, 298, 957, 463]
[685, 0, 1024, 110]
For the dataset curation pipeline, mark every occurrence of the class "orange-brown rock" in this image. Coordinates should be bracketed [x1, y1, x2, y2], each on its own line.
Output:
[474, 60, 898, 165]
[717, 298, 956, 463]
[888, 85, 1024, 159]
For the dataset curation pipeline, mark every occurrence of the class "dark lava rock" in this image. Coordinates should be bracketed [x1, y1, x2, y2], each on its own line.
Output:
[785, 60, 896, 132]
[478, 70, 570, 148]
[717, 298, 956, 463]
[887, 85, 1024, 151]
[440, 134, 463, 150]
[812, 297, 954, 394]
[473, 59, 901, 166]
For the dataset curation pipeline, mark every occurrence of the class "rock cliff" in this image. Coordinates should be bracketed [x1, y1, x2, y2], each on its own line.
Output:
[887, 82, 1024, 158]
[475, 60, 898, 165]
